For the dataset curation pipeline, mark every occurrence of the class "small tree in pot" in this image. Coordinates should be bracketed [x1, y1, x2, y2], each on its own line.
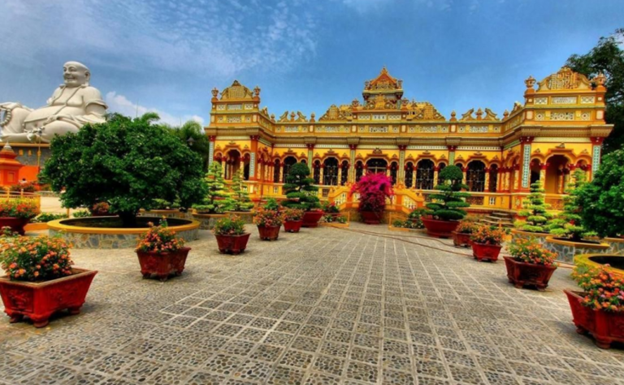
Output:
[255, 199, 284, 241]
[282, 163, 322, 227]
[423, 165, 470, 237]
[136, 219, 190, 281]
[514, 182, 552, 233]
[505, 237, 558, 290]
[548, 170, 596, 242]
[349, 173, 394, 224]
[283, 208, 305, 233]
[193, 162, 232, 214]
[228, 170, 254, 212]
[214, 215, 250, 255]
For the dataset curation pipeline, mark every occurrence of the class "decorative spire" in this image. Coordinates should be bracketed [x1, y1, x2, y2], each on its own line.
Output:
[524, 76, 536, 89]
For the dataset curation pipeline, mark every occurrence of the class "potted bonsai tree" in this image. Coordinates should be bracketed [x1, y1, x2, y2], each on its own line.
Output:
[321, 201, 340, 219]
[471, 224, 505, 262]
[282, 163, 323, 227]
[514, 182, 552, 234]
[350, 172, 394, 224]
[566, 265, 624, 349]
[407, 208, 427, 228]
[548, 170, 596, 242]
[505, 237, 558, 290]
[193, 162, 232, 215]
[422, 165, 470, 237]
[283, 208, 305, 233]
[0, 198, 40, 235]
[452, 217, 478, 248]
[213, 215, 250, 255]
[0, 230, 97, 327]
[135, 219, 191, 281]
[255, 199, 283, 241]
[228, 170, 254, 212]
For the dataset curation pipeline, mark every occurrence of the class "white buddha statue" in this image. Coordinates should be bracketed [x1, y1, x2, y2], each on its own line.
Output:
[0, 61, 107, 143]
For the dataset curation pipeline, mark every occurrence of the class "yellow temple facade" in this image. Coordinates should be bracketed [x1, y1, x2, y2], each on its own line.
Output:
[205, 67, 612, 214]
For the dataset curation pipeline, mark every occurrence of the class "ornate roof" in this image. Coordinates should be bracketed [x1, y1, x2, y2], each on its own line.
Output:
[219, 80, 258, 100]
[536, 67, 592, 92]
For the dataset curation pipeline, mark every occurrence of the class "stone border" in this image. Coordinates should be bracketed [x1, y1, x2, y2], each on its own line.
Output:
[574, 254, 624, 275]
[545, 236, 609, 264]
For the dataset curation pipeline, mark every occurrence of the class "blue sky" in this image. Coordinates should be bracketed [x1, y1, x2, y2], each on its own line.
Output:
[0, 0, 622, 126]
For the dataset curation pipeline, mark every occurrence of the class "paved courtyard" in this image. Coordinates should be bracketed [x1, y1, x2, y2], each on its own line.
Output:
[1, 224, 624, 385]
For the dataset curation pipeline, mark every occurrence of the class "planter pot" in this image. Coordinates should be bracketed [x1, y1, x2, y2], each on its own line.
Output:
[565, 290, 624, 349]
[0, 217, 30, 235]
[503, 257, 557, 290]
[136, 247, 191, 281]
[284, 220, 303, 233]
[258, 225, 280, 241]
[472, 242, 502, 262]
[422, 218, 459, 238]
[302, 211, 324, 228]
[452, 231, 472, 248]
[216, 233, 250, 255]
[360, 211, 382, 225]
[0, 268, 97, 328]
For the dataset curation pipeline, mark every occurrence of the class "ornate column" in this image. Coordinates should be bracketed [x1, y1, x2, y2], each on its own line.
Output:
[413, 167, 418, 188]
[540, 163, 547, 183]
[349, 144, 357, 183]
[519, 136, 534, 192]
[279, 163, 284, 183]
[513, 165, 520, 191]
[337, 167, 342, 186]
[386, 166, 391, 178]
[249, 135, 259, 180]
[208, 135, 216, 167]
[398, 145, 407, 185]
[319, 165, 325, 185]
[306, 144, 315, 170]
[447, 145, 457, 164]
[484, 168, 490, 192]
[461, 166, 467, 186]
[569, 164, 577, 186]
[590, 137, 604, 181]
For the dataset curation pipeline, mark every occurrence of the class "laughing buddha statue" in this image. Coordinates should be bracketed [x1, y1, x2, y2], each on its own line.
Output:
[0, 61, 108, 143]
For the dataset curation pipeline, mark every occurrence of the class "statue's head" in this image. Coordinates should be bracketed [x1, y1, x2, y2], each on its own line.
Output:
[63, 61, 90, 87]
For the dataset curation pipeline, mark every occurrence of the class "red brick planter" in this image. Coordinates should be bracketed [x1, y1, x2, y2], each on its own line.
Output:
[422, 218, 459, 238]
[504, 257, 557, 291]
[452, 231, 472, 248]
[215, 233, 250, 255]
[136, 247, 191, 281]
[565, 290, 624, 349]
[360, 211, 382, 224]
[284, 220, 303, 233]
[0, 268, 97, 328]
[472, 242, 502, 262]
[302, 211, 324, 228]
[0, 217, 30, 235]
[258, 225, 280, 241]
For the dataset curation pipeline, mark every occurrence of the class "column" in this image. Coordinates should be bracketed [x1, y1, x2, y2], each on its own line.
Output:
[337, 167, 342, 186]
[386, 166, 390, 178]
[279, 163, 284, 183]
[569, 164, 577, 186]
[413, 168, 418, 188]
[319, 165, 324, 185]
[398, 145, 407, 185]
[349, 144, 357, 183]
[519, 136, 534, 192]
[513, 166, 520, 191]
[590, 137, 604, 181]
[447, 146, 457, 164]
[539, 163, 547, 184]
[249, 135, 259, 180]
[461, 166, 467, 186]
[208, 136, 216, 167]
[306, 144, 315, 168]
[484, 168, 490, 192]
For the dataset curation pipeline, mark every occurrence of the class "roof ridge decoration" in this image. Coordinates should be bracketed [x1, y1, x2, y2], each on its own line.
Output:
[220, 80, 255, 100]
[364, 66, 403, 92]
[412, 101, 445, 121]
[537, 66, 591, 92]
[319, 104, 352, 121]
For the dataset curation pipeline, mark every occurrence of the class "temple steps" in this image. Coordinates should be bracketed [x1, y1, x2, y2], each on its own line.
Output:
[479, 211, 515, 228]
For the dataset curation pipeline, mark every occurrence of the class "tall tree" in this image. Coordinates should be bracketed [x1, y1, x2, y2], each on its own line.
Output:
[567, 29, 624, 153]
[170, 120, 210, 171]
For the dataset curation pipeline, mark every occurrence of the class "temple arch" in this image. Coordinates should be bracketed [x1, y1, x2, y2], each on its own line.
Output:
[355, 161, 364, 182]
[323, 157, 339, 185]
[416, 159, 434, 190]
[273, 159, 281, 183]
[340, 160, 349, 186]
[466, 160, 486, 192]
[225, 149, 241, 180]
[405, 162, 414, 188]
[283, 156, 297, 181]
[366, 158, 388, 174]
[489, 164, 499, 192]
[313, 160, 321, 184]
[545, 155, 569, 194]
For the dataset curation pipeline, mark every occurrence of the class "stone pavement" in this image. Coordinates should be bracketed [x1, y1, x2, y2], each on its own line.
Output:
[1, 224, 624, 385]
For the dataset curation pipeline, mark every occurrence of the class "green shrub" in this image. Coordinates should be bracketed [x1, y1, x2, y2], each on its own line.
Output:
[548, 170, 596, 241]
[425, 166, 470, 221]
[514, 182, 552, 233]
[214, 215, 247, 236]
[72, 210, 91, 218]
[32, 213, 68, 223]
[281, 163, 320, 211]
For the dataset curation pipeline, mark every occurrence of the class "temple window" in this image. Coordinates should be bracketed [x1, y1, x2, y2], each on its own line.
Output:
[340, 161, 349, 186]
[366, 158, 388, 174]
[489, 164, 499, 192]
[243, 153, 250, 180]
[313, 160, 321, 184]
[355, 161, 364, 182]
[273, 159, 280, 183]
[437, 163, 446, 186]
[530, 159, 541, 185]
[283, 156, 297, 180]
[416, 159, 434, 190]
[467, 160, 486, 192]
[323, 157, 339, 186]
[390, 162, 398, 185]
[225, 149, 241, 180]
[405, 162, 414, 188]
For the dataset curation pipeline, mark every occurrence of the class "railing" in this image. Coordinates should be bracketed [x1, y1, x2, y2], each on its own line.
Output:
[1, 189, 42, 211]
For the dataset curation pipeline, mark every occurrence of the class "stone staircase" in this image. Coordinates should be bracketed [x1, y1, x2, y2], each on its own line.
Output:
[480, 210, 515, 228]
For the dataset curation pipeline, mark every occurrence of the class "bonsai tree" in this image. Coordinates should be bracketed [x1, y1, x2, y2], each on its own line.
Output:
[281, 162, 320, 211]
[42, 113, 207, 226]
[193, 162, 232, 214]
[577, 149, 624, 238]
[548, 170, 596, 241]
[350, 172, 394, 214]
[228, 170, 254, 212]
[514, 181, 552, 233]
[425, 165, 470, 221]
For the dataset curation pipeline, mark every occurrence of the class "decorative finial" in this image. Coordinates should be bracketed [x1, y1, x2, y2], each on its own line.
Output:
[594, 72, 606, 87]
[476, 108, 483, 120]
[211, 88, 219, 98]
[254, 86, 261, 97]
[503, 110, 509, 118]
[525, 76, 536, 89]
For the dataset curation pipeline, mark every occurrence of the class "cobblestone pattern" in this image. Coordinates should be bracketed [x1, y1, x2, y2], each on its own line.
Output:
[2, 224, 624, 384]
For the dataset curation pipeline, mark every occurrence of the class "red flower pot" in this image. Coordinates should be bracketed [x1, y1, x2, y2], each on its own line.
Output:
[422, 218, 459, 238]
[284, 220, 303, 233]
[472, 242, 502, 262]
[565, 290, 624, 349]
[504, 257, 557, 291]
[136, 247, 191, 281]
[302, 211, 324, 228]
[258, 225, 280, 241]
[0, 217, 30, 236]
[452, 231, 472, 248]
[360, 211, 382, 224]
[215, 233, 250, 255]
[0, 268, 97, 328]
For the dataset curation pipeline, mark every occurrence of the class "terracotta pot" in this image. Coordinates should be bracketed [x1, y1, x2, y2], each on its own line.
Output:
[258, 225, 280, 241]
[504, 257, 557, 290]
[360, 211, 382, 224]
[284, 220, 303, 233]
[136, 247, 191, 281]
[422, 218, 459, 238]
[0, 268, 97, 328]
[452, 231, 472, 248]
[472, 242, 502, 262]
[0, 217, 30, 236]
[302, 211, 324, 228]
[565, 290, 624, 349]
[215, 233, 250, 255]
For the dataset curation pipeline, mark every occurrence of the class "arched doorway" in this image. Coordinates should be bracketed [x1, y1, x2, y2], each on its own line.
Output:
[545, 155, 569, 194]
[416, 159, 434, 190]
[283, 156, 297, 181]
[405, 162, 414, 188]
[242, 153, 250, 180]
[467, 161, 486, 192]
[323, 158, 339, 186]
[366, 158, 388, 174]
[530, 159, 541, 186]
[225, 149, 240, 180]
[489, 164, 499, 192]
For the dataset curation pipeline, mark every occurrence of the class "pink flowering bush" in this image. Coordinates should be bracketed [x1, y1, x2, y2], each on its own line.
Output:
[350, 173, 394, 213]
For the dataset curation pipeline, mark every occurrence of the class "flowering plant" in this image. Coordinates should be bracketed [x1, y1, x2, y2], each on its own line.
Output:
[507, 237, 558, 266]
[456, 218, 478, 234]
[10, 182, 37, 193]
[321, 201, 340, 214]
[571, 265, 624, 312]
[254, 208, 284, 227]
[91, 201, 110, 215]
[213, 215, 247, 236]
[0, 198, 40, 219]
[0, 231, 74, 281]
[136, 219, 184, 253]
[283, 208, 304, 222]
[350, 173, 394, 213]
[470, 225, 505, 245]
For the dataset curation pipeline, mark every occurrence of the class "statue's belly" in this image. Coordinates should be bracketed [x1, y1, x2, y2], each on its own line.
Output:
[24, 106, 85, 127]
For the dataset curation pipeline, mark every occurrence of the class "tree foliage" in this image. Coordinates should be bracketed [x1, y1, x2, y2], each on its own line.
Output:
[281, 163, 320, 211]
[547, 170, 596, 241]
[514, 182, 553, 233]
[169, 120, 210, 172]
[42, 113, 207, 226]
[567, 29, 624, 153]
[425, 165, 470, 221]
[228, 170, 254, 212]
[193, 162, 231, 214]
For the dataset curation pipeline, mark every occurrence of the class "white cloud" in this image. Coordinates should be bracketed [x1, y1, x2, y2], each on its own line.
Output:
[105, 91, 204, 126]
